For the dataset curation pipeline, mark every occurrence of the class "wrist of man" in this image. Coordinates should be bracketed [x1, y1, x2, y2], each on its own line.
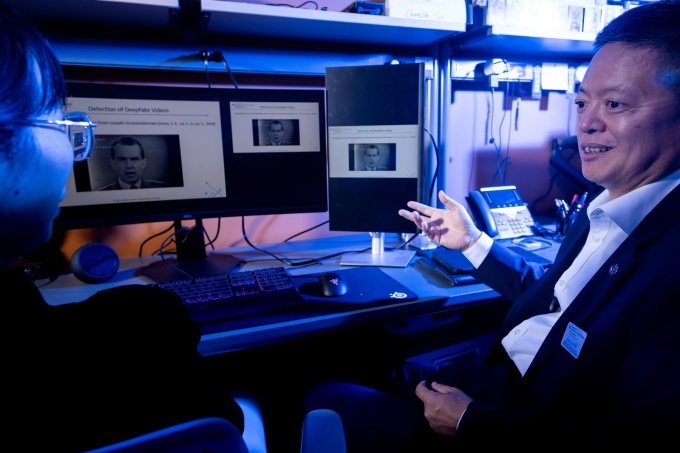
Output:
[462, 232, 492, 268]
[462, 230, 483, 252]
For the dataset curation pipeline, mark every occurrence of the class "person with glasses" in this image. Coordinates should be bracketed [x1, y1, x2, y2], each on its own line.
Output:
[0, 4, 245, 452]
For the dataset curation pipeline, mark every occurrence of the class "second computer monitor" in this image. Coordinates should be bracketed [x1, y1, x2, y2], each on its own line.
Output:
[326, 63, 424, 267]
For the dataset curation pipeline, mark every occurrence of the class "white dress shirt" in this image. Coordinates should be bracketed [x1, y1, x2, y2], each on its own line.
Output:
[463, 169, 680, 375]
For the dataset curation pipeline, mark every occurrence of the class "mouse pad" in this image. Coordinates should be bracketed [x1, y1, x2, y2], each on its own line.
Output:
[293, 267, 418, 307]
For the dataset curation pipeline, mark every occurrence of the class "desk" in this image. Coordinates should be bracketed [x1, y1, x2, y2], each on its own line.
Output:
[39, 234, 560, 356]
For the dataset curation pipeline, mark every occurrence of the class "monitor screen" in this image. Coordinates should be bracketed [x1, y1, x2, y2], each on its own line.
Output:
[325, 63, 423, 267]
[58, 83, 328, 279]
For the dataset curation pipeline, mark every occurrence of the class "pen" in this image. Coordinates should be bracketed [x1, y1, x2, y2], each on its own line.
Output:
[568, 192, 588, 226]
[561, 199, 570, 213]
[554, 198, 567, 219]
[576, 191, 589, 208]
[566, 193, 579, 217]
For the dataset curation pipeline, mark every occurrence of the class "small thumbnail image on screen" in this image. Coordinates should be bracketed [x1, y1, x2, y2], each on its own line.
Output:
[349, 143, 396, 172]
[73, 134, 185, 192]
[253, 119, 301, 147]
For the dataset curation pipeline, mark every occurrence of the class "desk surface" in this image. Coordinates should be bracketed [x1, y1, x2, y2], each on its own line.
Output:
[39, 234, 560, 356]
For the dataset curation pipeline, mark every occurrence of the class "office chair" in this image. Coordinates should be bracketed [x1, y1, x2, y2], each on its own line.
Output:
[84, 409, 346, 453]
[84, 416, 248, 453]
[300, 409, 347, 453]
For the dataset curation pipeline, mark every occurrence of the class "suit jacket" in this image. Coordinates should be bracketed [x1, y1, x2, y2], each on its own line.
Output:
[450, 185, 680, 447]
[357, 165, 389, 171]
[261, 140, 292, 146]
[98, 179, 167, 190]
[2, 272, 244, 452]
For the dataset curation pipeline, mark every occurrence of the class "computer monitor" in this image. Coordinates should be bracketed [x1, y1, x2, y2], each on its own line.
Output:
[325, 63, 423, 267]
[58, 82, 328, 281]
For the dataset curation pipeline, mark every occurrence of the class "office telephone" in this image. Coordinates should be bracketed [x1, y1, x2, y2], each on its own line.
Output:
[467, 185, 536, 240]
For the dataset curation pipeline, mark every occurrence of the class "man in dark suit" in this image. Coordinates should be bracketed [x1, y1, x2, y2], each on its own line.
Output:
[356, 144, 388, 171]
[304, 1, 680, 450]
[261, 120, 292, 146]
[98, 135, 167, 190]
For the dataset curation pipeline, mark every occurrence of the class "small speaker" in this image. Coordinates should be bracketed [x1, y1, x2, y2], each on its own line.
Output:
[71, 243, 119, 284]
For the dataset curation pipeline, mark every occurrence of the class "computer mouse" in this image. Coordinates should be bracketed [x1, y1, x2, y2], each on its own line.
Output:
[319, 271, 349, 297]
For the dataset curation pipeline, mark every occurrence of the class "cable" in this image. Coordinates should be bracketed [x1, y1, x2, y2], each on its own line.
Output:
[500, 77, 516, 183]
[393, 231, 420, 250]
[200, 50, 212, 88]
[240, 216, 294, 265]
[200, 50, 240, 89]
[238, 216, 384, 268]
[157, 226, 195, 280]
[265, 1, 319, 9]
[139, 222, 176, 257]
[489, 60, 516, 187]
[488, 86, 504, 186]
[423, 128, 439, 206]
[202, 217, 220, 250]
[283, 220, 329, 242]
[209, 51, 239, 89]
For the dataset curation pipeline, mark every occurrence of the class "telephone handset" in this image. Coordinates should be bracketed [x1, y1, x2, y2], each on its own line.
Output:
[467, 185, 535, 239]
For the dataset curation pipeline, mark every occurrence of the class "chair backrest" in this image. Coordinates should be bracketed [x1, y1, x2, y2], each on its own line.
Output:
[300, 409, 346, 453]
[84, 417, 249, 453]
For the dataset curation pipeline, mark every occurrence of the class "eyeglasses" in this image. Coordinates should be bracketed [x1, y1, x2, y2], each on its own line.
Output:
[11, 111, 97, 162]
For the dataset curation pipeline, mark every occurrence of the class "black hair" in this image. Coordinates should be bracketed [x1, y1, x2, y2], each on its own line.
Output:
[268, 120, 284, 131]
[110, 136, 146, 159]
[363, 144, 380, 155]
[595, 0, 680, 100]
[0, 3, 67, 159]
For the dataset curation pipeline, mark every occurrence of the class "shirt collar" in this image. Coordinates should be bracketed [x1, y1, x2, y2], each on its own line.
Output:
[588, 168, 680, 234]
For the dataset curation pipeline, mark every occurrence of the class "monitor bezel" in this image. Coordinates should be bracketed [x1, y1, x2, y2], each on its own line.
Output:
[54, 82, 328, 231]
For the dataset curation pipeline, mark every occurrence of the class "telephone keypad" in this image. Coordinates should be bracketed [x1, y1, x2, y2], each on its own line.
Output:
[491, 207, 535, 239]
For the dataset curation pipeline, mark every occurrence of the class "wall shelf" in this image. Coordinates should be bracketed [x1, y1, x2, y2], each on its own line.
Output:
[6, 0, 464, 74]
[3, 0, 179, 30]
[452, 25, 596, 62]
[6, 0, 596, 73]
[199, 0, 467, 47]
[50, 36, 408, 76]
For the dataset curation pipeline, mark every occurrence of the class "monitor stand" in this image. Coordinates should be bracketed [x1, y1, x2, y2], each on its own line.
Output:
[136, 219, 241, 283]
[340, 232, 415, 268]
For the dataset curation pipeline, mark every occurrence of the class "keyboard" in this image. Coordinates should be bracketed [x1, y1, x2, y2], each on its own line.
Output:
[149, 267, 306, 323]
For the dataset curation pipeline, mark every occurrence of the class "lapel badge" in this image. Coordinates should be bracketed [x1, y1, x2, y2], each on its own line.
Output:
[608, 264, 619, 276]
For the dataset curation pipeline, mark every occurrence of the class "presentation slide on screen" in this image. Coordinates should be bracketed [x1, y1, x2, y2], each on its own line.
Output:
[61, 96, 227, 207]
[328, 125, 420, 178]
[229, 101, 320, 153]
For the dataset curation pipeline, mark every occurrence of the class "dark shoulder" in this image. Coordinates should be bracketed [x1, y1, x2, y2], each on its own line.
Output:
[70, 285, 200, 343]
[142, 179, 167, 188]
[82, 284, 185, 316]
[88, 284, 181, 305]
[97, 182, 118, 191]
